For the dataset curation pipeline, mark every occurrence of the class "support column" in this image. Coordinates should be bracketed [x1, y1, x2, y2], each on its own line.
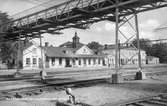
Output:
[115, 7, 119, 74]
[134, 13, 146, 80]
[110, 2, 123, 84]
[14, 34, 21, 77]
[134, 13, 142, 70]
[39, 34, 44, 70]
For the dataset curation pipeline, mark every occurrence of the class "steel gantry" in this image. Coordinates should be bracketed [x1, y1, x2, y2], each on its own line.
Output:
[0, 0, 167, 81]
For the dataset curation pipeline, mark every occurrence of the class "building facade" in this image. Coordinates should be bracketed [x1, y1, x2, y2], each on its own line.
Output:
[23, 43, 105, 70]
[146, 56, 159, 64]
[102, 47, 147, 67]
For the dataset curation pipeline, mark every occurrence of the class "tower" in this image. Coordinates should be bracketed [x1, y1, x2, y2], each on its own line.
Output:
[72, 32, 80, 48]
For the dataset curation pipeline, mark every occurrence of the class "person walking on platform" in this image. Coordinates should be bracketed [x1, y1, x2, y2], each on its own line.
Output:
[40, 70, 47, 83]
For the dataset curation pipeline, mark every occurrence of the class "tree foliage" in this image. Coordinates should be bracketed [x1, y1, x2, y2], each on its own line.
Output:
[132, 38, 167, 63]
[87, 41, 103, 54]
[132, 38, 152, 56]
[150, 43, 167, 63]
[87, 41, 103, 50]
[0, 11, 19, 68]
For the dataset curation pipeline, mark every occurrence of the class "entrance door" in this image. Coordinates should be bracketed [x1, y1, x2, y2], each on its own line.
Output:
[65, 58, 71, 67]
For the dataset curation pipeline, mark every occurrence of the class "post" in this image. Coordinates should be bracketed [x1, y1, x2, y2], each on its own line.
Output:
[14, 34, 21, 77]
[110, 1, 123, 84]
[17, 37, 20, 72]
[39, 34, 44, 69]
[134, 13, 146, 80]
[118, 39, 121, 67]
[115, 6, 119, 74]
[39, 34, 47, 83]
[134, 13, 142, 70]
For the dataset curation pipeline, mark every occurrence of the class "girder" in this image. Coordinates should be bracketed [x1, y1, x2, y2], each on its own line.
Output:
[0, 0, 167, 40]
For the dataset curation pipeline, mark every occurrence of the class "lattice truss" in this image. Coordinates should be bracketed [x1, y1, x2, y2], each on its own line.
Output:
[0, 0, 167, 41]
[115, 14, 140, 69]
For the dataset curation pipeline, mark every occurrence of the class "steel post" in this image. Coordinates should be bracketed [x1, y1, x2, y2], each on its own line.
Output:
[134, 13, 142, 70]
[17, 37, 21, 72]
[115, 6, 119, 74]
[39, 34, 44, 69]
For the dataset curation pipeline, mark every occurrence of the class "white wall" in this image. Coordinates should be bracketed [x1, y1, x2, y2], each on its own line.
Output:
[103, 48, 147, 66]
[23, 45, 43, 70]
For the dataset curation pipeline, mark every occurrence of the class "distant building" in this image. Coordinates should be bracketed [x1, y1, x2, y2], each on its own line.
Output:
[102, 43, 160, 67]
[146, 56, 159, 64]
[103, 48, 146, 67]
[23, 33, 105, 70]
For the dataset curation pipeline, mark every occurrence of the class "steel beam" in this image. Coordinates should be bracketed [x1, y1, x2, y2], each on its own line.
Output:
[134, 13, 142, 70]
[115, 4, 119, 74]
[1, 0, 167, 37]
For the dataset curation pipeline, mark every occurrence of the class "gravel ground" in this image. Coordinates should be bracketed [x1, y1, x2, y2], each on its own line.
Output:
[1, 74, 167, 106]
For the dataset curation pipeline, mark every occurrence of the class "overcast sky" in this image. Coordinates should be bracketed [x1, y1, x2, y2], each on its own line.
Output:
[0, 0, 167, 46]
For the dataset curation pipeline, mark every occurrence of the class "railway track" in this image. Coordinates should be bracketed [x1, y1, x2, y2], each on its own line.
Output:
[0, 78, 106, 101]
[111, 93, 167, 106]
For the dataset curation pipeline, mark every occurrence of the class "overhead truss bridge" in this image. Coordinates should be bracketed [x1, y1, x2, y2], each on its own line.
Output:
[0, 0, 167, 40]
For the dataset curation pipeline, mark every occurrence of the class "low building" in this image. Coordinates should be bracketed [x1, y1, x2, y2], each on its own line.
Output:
[23, 32, 105, 70]
[102, 44, 147, 67]
[146, 56, 159, 64]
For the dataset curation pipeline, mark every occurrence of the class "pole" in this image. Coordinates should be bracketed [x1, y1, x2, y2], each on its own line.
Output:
[134, 13, 142, 70]
[115, 6, 119, 74]
[39, 34, 44, 69]
[118, 39, 121, 67]
[17, 37, 20, 72]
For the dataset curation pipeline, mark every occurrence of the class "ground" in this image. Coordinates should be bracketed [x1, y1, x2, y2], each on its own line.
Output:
[1, 74, 167, 106]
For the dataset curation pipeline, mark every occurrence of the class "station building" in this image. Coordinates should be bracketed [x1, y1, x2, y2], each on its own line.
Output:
[102, 44, 147, 67]
[23, 32, 159, 70]
[146, 56, 159, 64]
[23, 32, 105, 70]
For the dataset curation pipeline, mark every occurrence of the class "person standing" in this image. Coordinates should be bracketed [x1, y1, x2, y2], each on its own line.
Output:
[40, 70, 47, 83]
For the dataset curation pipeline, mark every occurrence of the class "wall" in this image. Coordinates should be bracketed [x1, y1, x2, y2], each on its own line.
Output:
[23, 45, 45, 70]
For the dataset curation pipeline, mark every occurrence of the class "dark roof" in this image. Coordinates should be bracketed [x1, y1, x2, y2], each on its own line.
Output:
[43, 46, 104, 58]
[59, 41, 84, 48]
[146, 56, 159, 59]
[43, 46, 75, 57]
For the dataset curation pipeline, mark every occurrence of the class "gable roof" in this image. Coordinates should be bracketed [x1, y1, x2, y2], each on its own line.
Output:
[59, 41, 84, 48]
[43, 46, 104, 58]
[43, 46, 75, 57]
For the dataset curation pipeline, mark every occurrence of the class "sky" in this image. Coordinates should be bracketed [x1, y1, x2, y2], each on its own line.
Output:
[0, 0, 167, 46]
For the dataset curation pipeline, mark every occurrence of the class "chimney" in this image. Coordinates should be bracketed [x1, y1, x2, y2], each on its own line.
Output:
[45, 42, 49, 47]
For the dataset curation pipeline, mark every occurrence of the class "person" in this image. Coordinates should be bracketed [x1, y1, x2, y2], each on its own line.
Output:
[65, 87, 76, 104]
[40, 70, 47, 83]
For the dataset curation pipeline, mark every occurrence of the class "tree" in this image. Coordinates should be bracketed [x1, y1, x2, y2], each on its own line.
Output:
[87, 41, 103, 49]
[132, 38, 152, 56]
[87, 41, 103, 54]
[0, 11, 19, 69]
[150, 43, 167, 63]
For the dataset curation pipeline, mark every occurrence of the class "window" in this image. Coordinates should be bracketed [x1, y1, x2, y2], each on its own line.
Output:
[33, 58, 37, 65]
[83, 58, 86, 65]
[63, 50, 66, 54]
[93, 59, 96, 65]
[98, 58, 101, 64]
[79, 59, 81, 65]
[52, 58, 55, 66]
[59, 58, 62, 65]
[88, 59, 91, 65]
[72, 59, 75, 65]
[26, 58, 30, 65]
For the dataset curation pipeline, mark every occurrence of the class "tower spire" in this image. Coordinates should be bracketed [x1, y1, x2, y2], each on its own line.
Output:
[72, 31, 80, 48]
